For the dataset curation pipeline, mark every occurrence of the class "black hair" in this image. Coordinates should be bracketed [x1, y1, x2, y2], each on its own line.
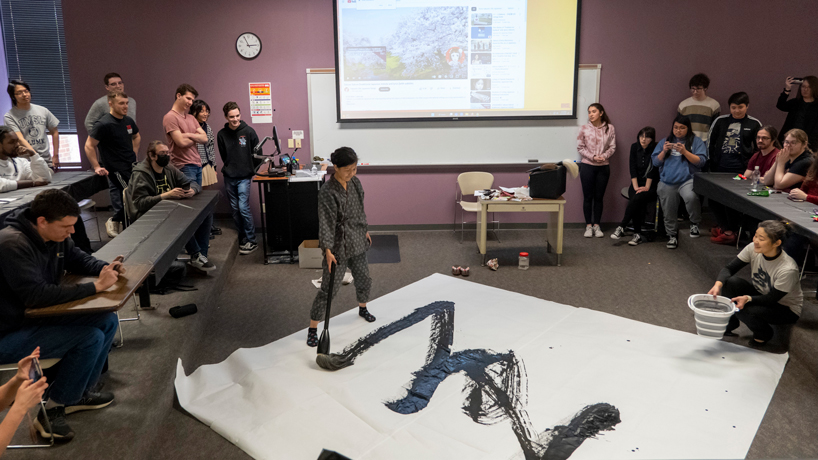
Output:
[728, 92, 749, 106]
[689, 73, 710, 89]
[331, 147, 358, 168]
[29, 189, 79, 223]
[758, 220, 787, 245]
[104, 72, 122, 86]
[637, 126, 656, 141]
[0, 125, 15, 143]
[190, 99, 211, 117]
[222, 101, 240, 117]
[759, 125, 782, 149]
[7, 80, 30, 106]
[669, 114, 695, 151]
[588, 103, 611, 132]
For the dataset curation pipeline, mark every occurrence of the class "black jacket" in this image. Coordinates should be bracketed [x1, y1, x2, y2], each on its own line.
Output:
[216, 121, 262, 179]
[629, 141, 659, 188]
[706, 115, 762, 171]
[0, 208, 108, 334]
[127, 158, 200, 221]
[776, 90, 818, 152]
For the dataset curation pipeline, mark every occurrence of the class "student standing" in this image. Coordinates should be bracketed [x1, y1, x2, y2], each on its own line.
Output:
[678, 73, 720, 143]
[577, 103, 616, 238]
[3, 81, 60, 168]
[0, 126, 52, 192]
[217, 102, 260, 255]
[777, 76, 818, 152]
[84, 91, 140, 237]
[84, 73, 137, 134]
[652, 115, 707, 249]
[611, 127, 658, 246]
[191, 100, 221, 236]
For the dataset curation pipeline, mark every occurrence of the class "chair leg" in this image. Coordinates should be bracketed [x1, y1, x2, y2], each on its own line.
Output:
[736, 224, 742, 250]
[115, 311, 124, 348]
[801, 245, 811, 280]
[491, 212, 500, 242]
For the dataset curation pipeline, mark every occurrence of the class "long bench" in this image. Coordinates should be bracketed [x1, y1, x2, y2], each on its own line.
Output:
[0, 171, 107, 226]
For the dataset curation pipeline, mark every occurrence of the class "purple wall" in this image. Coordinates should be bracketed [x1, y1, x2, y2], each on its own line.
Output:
[62, 0, 818, 225]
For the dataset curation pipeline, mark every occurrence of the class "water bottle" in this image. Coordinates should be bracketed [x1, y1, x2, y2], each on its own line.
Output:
[518, 252, 529, 270]
[751, 166, 760, 192]
[311, 163, 318, 176]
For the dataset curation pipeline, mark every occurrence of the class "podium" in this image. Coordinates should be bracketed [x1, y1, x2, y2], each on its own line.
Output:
[253, 173, 324, 264]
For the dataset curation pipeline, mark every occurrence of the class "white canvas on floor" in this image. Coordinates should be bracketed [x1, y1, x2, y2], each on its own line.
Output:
[175, 274, 788, 460]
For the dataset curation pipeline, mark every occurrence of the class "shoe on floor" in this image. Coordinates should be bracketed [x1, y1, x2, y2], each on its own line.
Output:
[239, 241, 258, 255]
[667, 236, 678, 249]
[611, 226, 625, 239]
[188, 253, 216, 272]
[359, 307, 376, 322]
[711, 226, 723, 237]
[35, 406, 74, 442]
[65, 390, 114, 414]
[584, 226, 593, 238]
[711, 232, 737, 245]
[629, 234, 643, 246]
[342, 270, 354, 284]
[307, 328, 318, 347]
[593, 225, 604, 238]
[689, 224, 700, 238]
[105, 218, 119, 238]
[211, 226, 222, 235]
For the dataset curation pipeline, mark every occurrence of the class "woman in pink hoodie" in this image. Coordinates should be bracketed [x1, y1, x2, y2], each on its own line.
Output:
[577, 103, 616, 237]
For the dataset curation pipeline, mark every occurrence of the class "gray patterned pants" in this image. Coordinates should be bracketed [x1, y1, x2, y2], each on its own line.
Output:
[310, 252, 372, 321]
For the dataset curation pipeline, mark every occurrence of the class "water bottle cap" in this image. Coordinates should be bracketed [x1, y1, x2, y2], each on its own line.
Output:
[520, 252, 529, 257]
[755, 166, 759, 169]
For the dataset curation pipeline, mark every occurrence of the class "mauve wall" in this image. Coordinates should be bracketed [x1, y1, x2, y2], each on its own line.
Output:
[62, 0, 818, 226]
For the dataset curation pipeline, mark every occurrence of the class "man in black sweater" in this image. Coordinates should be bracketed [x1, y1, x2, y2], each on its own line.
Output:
[217, 102, 261, 255]
[0, 189, 124, 442]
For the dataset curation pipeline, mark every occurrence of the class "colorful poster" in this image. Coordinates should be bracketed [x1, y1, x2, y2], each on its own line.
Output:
[249, 82, 273, 123]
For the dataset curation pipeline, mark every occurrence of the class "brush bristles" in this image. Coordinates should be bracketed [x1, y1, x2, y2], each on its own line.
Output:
[316, 353, 354, 371]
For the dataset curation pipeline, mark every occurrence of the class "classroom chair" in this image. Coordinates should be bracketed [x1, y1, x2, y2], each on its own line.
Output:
[455, 172, 500, 243]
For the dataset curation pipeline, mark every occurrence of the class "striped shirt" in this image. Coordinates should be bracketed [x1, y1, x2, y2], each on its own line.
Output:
[678, 96, 720, 142]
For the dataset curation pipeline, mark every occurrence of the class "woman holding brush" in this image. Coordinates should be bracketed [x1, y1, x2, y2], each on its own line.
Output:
[307, 147, 375, 347]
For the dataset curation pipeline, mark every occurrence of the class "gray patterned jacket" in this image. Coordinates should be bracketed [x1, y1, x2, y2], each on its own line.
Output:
[318, 175, 368, 260]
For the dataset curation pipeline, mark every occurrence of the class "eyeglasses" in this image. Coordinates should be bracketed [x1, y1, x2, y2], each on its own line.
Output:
[690, 87, 705, 92]
[756, 136, 771, 141]
[783, 140, 801, 146]
[14, 89, 29, 96]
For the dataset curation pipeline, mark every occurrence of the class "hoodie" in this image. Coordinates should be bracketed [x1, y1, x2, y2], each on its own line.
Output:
[651, 136, 707, 185]
[127, 158, 201, 221]
[0, 208, 108, 334]
[216, 121, 261, 179]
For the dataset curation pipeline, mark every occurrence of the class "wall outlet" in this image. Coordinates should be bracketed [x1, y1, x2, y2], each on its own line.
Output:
[295, 139, 302, 148]
[288, 138, 295, 148]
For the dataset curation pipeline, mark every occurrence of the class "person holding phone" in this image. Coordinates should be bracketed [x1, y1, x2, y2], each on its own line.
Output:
[127, 140, 215, 272]
[0, 190, 125, 441]
[306, 147, 374, 347]
[777, 76, 818, 152]
[652, 115, 708, 249]
[1, 348, 48, 453]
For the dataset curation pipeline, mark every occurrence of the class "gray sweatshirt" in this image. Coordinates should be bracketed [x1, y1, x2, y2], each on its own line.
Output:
[84, 95, 137, 134]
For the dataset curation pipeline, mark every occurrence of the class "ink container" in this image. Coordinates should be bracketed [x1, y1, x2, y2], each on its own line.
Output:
[518, 252, 529, 270]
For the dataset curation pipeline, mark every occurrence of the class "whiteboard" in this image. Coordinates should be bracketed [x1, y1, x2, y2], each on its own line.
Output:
[307, 66, 600, 166]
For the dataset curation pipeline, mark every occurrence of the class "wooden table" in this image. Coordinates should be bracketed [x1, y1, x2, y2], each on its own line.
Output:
[25, 264, 152, 317]
[477, 196, 566, 266]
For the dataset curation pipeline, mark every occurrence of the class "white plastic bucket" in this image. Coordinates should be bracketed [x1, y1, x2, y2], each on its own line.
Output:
[687, 294, 738, 339]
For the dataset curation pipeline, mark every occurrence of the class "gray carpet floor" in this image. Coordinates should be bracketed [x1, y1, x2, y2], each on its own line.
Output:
[4, 217, 818, 459]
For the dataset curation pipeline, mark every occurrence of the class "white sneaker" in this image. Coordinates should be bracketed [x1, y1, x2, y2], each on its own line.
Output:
[689, 224, 700, 238]
[188, 253, 216, 272]
[342, 270, 354, 285]
[105, 218, 119, 238]
[593, 225, 604, 238]
[629, 234, 643, 246]
[611, 226, 625, 239]
[584, 226, 593, 238]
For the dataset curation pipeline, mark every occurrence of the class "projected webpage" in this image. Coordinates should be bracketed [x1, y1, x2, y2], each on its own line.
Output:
[336, 0, 579, 121]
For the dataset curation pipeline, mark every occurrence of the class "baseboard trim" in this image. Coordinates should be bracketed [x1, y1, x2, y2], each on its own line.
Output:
[368, 222, 606, 232]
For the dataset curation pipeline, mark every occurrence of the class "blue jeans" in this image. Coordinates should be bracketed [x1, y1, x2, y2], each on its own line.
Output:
[179, 164, 212, 257]
[0, 313, 118, 405]
[224, 176, 256, 244]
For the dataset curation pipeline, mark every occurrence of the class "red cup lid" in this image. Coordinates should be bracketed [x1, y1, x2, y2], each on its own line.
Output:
[519, 252, 529, 257]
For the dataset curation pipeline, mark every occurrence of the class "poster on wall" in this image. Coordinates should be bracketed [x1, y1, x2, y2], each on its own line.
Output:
[249, 82, 273, 123]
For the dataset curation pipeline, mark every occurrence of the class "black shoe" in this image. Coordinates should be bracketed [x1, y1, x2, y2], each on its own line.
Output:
[307, 328, 318, 347]
[65, 390, 114, 414]
[722, 330, 738, 337]
[359, 307, 376, 323]
[35, 406, 75, 442]
[211, 226, 222, 235]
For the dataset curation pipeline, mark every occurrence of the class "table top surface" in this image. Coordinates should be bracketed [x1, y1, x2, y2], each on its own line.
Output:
[0, 171, 102, 216]
[694, 172, 818, 241]
[478, 195, 565, 205]
[25, 263, 153, 317]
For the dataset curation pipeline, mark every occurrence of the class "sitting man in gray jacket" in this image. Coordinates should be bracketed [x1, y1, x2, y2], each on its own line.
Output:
[127, 140, 216, 272]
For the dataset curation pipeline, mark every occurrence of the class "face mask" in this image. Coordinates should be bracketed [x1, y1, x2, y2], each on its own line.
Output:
[155, 154, 170, 167]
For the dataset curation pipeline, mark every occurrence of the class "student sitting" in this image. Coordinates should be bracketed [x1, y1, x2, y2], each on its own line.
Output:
[0, 125, 52, 192]
[763, 129, 812, 191]
[706, 92, 762, 245]
[127, 140, 216, 272]
[0, 189, 123, 441]
[611, 127, 658, 246]
[708, 220, 802, 345]
[743, 125, 781, 179]
[1, 348, 47, 453]
[651, 115, 708, 249]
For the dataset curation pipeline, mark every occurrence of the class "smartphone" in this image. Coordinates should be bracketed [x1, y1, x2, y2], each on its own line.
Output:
[182, 183, 191, 191]
[29, 357, 42, 381]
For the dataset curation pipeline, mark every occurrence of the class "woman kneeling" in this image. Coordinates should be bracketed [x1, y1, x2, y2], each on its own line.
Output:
[707, 220, 802, 344]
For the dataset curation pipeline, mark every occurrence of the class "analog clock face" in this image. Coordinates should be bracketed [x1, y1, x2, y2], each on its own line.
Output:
[236, 33, 261, 59]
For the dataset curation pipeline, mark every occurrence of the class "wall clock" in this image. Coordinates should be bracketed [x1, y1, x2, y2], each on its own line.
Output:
[236, 32, 261, 60]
